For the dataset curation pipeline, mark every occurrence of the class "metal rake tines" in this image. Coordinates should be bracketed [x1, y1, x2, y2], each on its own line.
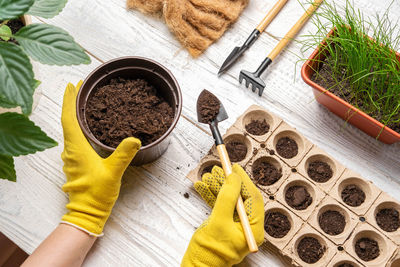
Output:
[239, 70, 266, 96]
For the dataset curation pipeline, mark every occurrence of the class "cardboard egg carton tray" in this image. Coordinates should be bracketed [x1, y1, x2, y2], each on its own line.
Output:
[187, 105, 400, 267]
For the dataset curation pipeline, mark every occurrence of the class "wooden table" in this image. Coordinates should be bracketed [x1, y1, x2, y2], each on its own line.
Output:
[1, 0, 399, 266]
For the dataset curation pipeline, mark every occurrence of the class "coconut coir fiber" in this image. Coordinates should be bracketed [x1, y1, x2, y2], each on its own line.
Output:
[86, 78, 174, 147]
[197, 90, 220, 123]
[264, 211, 291, 238]
[126, 0, 249, 57]
[297, 237, 325, 264]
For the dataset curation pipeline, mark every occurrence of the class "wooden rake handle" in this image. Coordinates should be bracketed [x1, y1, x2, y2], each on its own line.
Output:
[268, 0, 324, 60]
[216, 145, 258, 253]
[256, 0, 289, 32]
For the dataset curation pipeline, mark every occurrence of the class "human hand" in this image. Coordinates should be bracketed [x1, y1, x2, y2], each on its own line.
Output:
[182, 164, 264, 266]
[60, 81, 141, 236]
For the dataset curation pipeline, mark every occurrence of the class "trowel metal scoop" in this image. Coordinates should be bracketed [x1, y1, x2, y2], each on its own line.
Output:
[196, 89, 258, 253]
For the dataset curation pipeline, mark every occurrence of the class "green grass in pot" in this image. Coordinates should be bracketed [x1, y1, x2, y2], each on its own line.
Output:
[0, 0, 91, 181]
[301, 0, 400, 134]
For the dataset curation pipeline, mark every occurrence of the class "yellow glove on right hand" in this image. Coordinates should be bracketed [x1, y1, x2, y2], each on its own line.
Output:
[181, 164, 264, 267]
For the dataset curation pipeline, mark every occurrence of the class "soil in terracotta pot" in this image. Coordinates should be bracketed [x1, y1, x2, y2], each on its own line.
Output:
[355, 237, 380, 261]
[307, 160, 333, 183]
[337, 263, 354, 267]
[285, 185, 312, 210]
[226, 140, 247, 162]
[297, 236, 325, 264]
[375, 208, 400, 232]
[318, 210, 346, 235]
[341, 184, 366, 207]
[86, 78, 174, 147]
[276, 137, 298, 159]
[197, 90, 220, 123]
[252, 161, 282, 186]
[311, 54, 400, 134]
[264, 211, 291, 238]
[201, 163, 222, 176]
[0, 19, 24, 44]
[245, 119, 270, 135]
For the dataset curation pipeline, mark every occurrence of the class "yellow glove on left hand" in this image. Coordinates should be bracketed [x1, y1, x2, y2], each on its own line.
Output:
[60, 81, 141, 236]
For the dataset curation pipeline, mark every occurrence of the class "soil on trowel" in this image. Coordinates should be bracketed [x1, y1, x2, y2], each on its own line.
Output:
[285, 185, 312, 210]
[245, 119, 270, 135]
[226, 140, 247, 162]
[201, 164, 222, 176]
[197, 90, 220, 123]
[264, 211, 291, 238]
[337, 263, 355, 267]
[297, 236, 325, 264]
[376, 208, 400, 232]
[276, 137, 298, 159]
[307, 160, 333, 183]
[341, 184, 366, 207]
[252, 161, 282, 186]
[355, 237, 380, 261]
[319, 210, 346, 235]
[0, 19, 24, 44]
[86, 78, 174, 147]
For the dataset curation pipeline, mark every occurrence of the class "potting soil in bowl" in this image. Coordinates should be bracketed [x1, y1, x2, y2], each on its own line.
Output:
[85, 78, 174, 147]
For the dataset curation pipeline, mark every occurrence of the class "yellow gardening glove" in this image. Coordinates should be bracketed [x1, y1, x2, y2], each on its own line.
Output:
[182, 164, 264, 266]
[60, 81, 141, 236]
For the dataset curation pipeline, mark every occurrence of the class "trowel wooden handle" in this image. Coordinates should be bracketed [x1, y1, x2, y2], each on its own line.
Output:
[256, 0, 288, 32]
[216, 145, 258, 253]
[268, 0, 324, 60]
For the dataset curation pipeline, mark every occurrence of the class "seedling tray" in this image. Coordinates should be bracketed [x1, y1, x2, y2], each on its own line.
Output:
[187, 105, 400, 266]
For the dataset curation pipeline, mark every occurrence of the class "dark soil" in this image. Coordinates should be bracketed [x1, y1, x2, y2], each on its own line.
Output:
[197, 90, 220, 124]
[276, 137, 298, 159]
[0, 19, 24, 44]
[183, 192, 189, 199]
[252, 161, 282, 186]
[285, 186, 312, 210]
[311, 54, 400, 134]
[341, 184, 366, 207]
[355, 237, 380, 261]
[337, 263, 355, 267]
[86, 78, 174, 147]
[245, 119, 270, 135]
[201, 164, 222, 176]
[318, 210, 346, 235]
[264, 211, 291, 238]
[376, 208, 400, 232]
[307, 161, 333, 183]
[297, 237, 325, 264]
[226, 140, 247, 162]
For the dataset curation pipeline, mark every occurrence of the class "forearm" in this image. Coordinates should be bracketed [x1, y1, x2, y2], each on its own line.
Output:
[22, 224, 96, 267]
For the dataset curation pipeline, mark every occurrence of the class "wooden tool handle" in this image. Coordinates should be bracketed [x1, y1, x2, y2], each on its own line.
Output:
[256, 0, 289, 32]
[268, 0, 324, 60]
[216, 145, 258, 253]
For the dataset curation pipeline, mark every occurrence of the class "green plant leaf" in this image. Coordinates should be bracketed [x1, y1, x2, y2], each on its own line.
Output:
[0, 0, 35, 20]
[27, 0, 68, 19]
[0, 154, 16, 181]
[0, 95, 18, 108]
[0, 42, 35, 114]
[0, 112, 58, 157]
[0, 25, 12, 41]
[14, 24, 91, 66]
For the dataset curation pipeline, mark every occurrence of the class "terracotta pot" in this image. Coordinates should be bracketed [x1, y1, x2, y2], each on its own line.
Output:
[301, 29, 400, 144]
[77, 57, 182, 165]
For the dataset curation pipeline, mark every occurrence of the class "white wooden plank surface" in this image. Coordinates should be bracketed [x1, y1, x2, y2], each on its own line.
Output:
[0, 0, 399, 266]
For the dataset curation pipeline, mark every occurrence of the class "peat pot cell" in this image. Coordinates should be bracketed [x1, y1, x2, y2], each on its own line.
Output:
[327, 252, 361, 267]
[276, 173, 325, 221]
[284, 224, 336, 267]
[331, 170, 381, 216]
[366, 193, 400, 245]
[246, 150, 290, 195]
[388, 250, 400, 267]
[345, 223, 396, 267]
[266, 122, 313, 167]
[186, 155, 221, 183]
[309, 196, 358, 245]
[235, 105, 282, 143]
[263, 201, 303, 250]
[299, 147, 345, 193]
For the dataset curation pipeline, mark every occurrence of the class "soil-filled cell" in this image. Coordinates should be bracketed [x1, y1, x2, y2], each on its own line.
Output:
[276, 136, 299, 159]
[264, 211, 291, 238]
[319, 210, 346, 235]
[297, 236, 326, 264]
[355, 237, 380, 261]
[308, 160, 333, 183]
[285, 185, 313, 210]
[375, 208, 400, 233]
[252, 157, 282, 186]
[341, 184, 366, 207]
[226, 140, 247, 162]
[337, 263, 355, 267]
[245, 119, 270, 136]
